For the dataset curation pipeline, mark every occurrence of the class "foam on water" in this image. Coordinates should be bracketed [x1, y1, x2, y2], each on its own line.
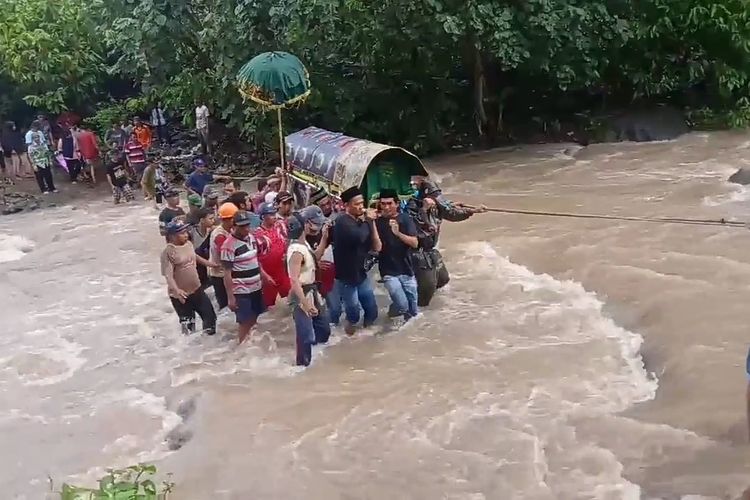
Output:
[0, 233, 34, 262]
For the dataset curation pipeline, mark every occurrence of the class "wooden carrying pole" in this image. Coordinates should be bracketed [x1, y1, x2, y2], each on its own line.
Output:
[277, 108, 285, 171]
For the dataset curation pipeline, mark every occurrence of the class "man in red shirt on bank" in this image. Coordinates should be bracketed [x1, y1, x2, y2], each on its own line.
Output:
[254, 202, 291, 307]
[74, 126, 101, 184]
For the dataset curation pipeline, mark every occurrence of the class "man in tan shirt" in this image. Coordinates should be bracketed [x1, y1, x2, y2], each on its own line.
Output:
[161, 220, 217, 335]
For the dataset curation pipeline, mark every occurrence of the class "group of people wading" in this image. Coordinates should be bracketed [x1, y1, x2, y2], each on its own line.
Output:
[159, 162, 487, 367]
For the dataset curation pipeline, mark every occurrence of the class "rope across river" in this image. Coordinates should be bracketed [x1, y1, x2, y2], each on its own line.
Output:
[463, 205, 748, 228]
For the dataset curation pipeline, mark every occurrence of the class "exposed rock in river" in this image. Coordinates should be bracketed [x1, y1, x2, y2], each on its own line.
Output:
[728, 167, 750, 185]
[602, 106, 689, 142]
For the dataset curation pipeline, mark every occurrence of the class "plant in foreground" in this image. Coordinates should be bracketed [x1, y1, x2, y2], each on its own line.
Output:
[57, 463, 173, 500]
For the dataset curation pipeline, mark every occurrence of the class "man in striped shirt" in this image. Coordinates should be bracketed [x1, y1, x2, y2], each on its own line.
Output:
[125, 132, 147, 181]
[221, 211, 274, 343]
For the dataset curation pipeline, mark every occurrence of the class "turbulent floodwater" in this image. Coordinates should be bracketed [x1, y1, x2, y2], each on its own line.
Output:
[4, 131, 750, 499]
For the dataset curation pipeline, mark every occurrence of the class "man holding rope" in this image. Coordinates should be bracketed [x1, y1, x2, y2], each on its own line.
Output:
[405, 177, 486, 307]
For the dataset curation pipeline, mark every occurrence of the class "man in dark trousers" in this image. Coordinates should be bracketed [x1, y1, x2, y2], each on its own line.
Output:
[375, 189, 419, 321]
[331, 186, 382, 335]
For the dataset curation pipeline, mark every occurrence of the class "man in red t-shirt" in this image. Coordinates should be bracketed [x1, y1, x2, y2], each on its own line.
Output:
[74, 127, 101, 184]
[254, 202, 291, 307]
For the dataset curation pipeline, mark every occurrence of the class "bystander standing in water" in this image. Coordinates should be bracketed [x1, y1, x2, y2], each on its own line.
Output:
[161, 220, 217, 335]
[286, 206, 332, 366]
[105, 152, 134, 204]
[332, 186, 382, 335]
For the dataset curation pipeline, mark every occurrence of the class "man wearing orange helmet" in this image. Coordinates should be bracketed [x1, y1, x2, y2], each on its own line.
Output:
[207, 202, 238, 310]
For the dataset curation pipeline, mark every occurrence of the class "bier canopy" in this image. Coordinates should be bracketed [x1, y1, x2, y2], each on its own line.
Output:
[285, 126, 429, 201]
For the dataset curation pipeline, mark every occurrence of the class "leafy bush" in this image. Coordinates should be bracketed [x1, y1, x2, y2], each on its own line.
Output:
[58, 464, 173, 500]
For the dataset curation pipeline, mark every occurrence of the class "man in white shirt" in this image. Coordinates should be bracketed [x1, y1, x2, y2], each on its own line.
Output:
[195, 100, 210, 154]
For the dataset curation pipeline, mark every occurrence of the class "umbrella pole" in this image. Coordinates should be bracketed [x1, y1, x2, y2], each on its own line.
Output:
[277, 108, 285, 171]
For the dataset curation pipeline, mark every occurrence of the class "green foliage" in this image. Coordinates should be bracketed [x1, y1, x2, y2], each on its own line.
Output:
[5, 0, 750, 147]
[82, 97, 151, 136]
[59, 464, 173, 500]
[0, 0, 105, 112]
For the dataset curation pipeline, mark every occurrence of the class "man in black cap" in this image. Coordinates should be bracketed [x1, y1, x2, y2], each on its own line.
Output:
[309, 186, 334, 218]
[158, 188, 187, 236]
[275, 190, 294, 218]
[376, 188, 419, 320]
[332, 185, 382, 335]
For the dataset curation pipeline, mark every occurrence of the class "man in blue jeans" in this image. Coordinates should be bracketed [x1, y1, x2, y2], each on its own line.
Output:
[287, 206, 332, 366]
[332, 186, 382, 335]
[375, 189, 419, 320]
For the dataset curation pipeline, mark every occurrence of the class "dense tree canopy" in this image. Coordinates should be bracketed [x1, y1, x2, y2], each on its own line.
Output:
[2, 0, 750, 150]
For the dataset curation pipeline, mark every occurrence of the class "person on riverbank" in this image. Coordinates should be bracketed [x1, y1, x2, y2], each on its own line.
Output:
[105, 122, 127, 152]
[286, 206, 332, 366]
[125, 131, 147, 182]
[161, 220, 217, 336]
[159, 188, 186, 236]
[105, 153, 134, 204]
[151, 102, 170, 144]
[1, 121, 30, 182]
[332, 186, 382, 335]
[57, 128, 82, 184]
[28, 131, 56, 194]
[207, 202, 237, 310]
[75, 126, 101, 184]
[221, 211, 271, 344]
[37, 114, 54, 146]
[376, 189, 419, 321]
[195, 100, 211, 155]
[133, 117, 152, 150]
[254, 202, 291, 308]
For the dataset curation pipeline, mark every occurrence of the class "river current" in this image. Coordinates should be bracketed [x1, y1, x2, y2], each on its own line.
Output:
[3, 131, 750, 499]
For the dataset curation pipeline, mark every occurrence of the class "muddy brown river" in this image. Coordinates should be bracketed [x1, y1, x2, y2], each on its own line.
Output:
[3, 131, 750, 499]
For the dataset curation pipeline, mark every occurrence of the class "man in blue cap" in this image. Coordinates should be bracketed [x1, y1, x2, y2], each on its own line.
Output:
[161, 220, 217, 335]
[184, 157, 230, 197]
[286, 205, 332, 366]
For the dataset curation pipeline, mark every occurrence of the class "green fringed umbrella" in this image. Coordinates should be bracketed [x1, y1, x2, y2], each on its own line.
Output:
[236, 51, 311, 169]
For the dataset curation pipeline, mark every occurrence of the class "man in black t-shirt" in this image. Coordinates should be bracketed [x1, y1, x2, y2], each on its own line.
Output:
[105, 154, 135, 204]
[375, 189, 419, 320]
[331, 186, 382, 335]
[159, 188, 187, 236]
